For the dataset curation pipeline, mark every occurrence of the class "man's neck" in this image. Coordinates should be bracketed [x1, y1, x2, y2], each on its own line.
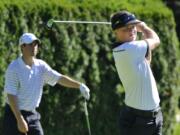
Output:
[22, 55, 34, 67]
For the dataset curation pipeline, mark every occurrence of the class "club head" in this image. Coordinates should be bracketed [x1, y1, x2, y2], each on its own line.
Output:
[47, 19, 54, 29]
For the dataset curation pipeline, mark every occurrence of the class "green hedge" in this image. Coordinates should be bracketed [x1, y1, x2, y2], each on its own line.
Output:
[0, 0, 179, 135]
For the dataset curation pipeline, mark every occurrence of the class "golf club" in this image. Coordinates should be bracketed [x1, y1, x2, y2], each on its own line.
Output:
[46, 19, 111, 29]
[84, 99, 92, 135]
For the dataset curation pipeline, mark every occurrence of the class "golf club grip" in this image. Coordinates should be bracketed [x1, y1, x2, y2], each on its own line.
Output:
[84, 100, 89, 116]
[84, 99, 92, 135]
[86, 114, 92, 135]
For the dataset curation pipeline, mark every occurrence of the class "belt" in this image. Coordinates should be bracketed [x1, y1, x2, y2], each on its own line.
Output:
[5, 104, 37, 115]
[125, 105, 161, 118]
[21, 109, 37, 115]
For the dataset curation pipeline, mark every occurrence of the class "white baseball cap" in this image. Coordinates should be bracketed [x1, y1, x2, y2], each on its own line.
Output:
[19, 33, 41, 46]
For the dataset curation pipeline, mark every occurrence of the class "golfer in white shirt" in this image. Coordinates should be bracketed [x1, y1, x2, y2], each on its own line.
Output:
[3, 33, 90, 135]
[111, 11, 163, 135]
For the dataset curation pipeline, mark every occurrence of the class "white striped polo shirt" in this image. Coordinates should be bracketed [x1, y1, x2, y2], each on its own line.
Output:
[113, 40, 160, 110]
[4, 56, 62, 111]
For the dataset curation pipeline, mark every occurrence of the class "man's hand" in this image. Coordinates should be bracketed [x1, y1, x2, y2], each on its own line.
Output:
[80, 83, 90, 100]
[17, 115, 29, 133]
[136, 21, 160, 50]
[136, 21, 147, 33]
[7, 94, 28, 133]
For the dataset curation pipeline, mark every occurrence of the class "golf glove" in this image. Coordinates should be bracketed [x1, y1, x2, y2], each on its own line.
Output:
[80, 83, 90, 100]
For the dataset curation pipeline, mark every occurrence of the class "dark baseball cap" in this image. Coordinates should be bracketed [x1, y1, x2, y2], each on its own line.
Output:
[111, 11, 140, 30]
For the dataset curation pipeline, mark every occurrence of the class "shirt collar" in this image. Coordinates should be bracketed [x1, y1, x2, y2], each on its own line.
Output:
[18, 56, 38, 69]
[112, 41, 124, 49]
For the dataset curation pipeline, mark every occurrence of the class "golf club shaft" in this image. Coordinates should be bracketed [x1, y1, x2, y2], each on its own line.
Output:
[84, 99, 92, 135]
[53, 20, 111, 25]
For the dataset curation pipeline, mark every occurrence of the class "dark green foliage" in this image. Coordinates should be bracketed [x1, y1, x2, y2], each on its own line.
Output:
[0, 0, 179, 135]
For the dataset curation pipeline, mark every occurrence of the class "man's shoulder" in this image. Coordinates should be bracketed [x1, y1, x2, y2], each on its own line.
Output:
[34, 58, 47, 65]
[34, 58, 50, 68]
[113, 40, 147, 55]
[7, 58, 20, 70]
[130, 40, 147, 45]
[125, 40, 146, 45]
[124, 40, 147, 50]
[114, 41, 139, 50]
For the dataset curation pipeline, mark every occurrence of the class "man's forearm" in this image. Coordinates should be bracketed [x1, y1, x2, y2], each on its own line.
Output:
[137, 22, 160, 50]
[58, 75, 90, 100]
[58, 75, 81, 89]
[7, 94, 29, 133]
[7, 94, 23, 121]
[141, 24, 159, 41]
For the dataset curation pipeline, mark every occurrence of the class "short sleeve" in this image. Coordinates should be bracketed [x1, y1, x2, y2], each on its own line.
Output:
[4, 65, 19, 95]
[135, 40, 148, 58]
[42, 62, 62, 86]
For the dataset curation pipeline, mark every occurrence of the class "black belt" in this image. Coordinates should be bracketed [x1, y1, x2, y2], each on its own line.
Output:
[5, 104, 40, 121]
[5, 103, 36, 114]
[125, 105, 161, 118]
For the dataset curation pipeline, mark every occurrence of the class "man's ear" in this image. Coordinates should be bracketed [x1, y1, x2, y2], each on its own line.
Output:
[20, 44, 26, 51]
[114, 30, 119, 36]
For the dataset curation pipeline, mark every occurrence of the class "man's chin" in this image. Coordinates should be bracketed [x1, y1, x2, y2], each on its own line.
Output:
[130, 35, 136, 41]
[31, 53, 37, 57]
[127, 37, 136, 42]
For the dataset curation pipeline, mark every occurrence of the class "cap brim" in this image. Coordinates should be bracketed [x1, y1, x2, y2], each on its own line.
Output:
[34, 39, 41, 44]
[127, 19, 141, 25]
[28, 39, 41, 45]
